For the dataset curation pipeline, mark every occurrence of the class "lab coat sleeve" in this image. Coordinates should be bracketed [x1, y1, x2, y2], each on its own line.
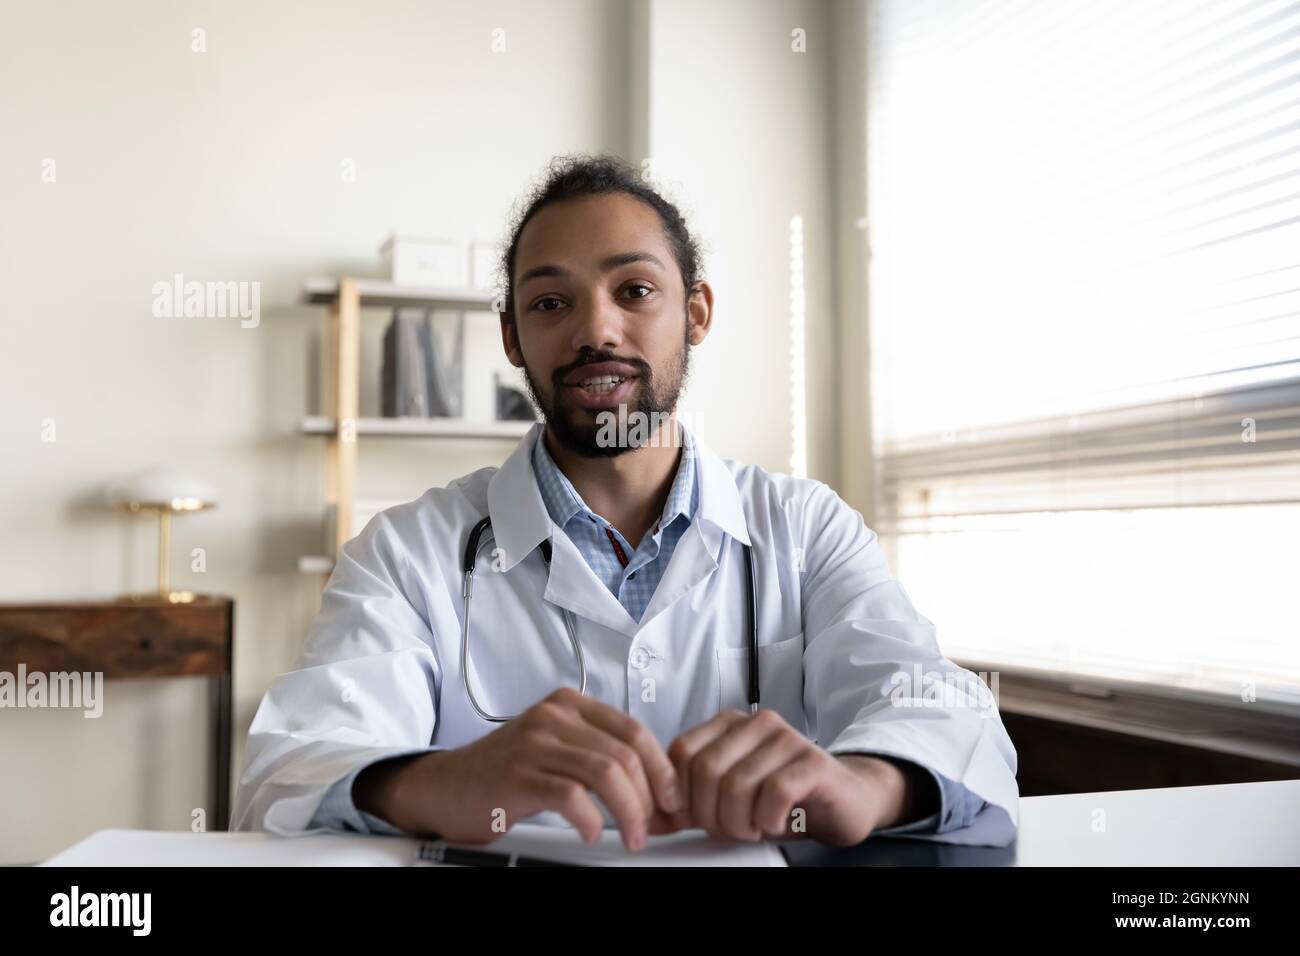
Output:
[798, 481, 1019, 846]
[231, 508, 446, 836]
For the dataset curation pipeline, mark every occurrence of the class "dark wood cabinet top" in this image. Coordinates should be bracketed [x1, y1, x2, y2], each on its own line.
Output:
[0, 597, 233, 678]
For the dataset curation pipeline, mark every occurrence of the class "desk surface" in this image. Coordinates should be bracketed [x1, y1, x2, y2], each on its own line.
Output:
[780, 778, 1300, 866]
[41, 779, 1299, 867]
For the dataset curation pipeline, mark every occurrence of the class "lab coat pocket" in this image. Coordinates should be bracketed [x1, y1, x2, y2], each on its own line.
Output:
[716, 633, 806, 734]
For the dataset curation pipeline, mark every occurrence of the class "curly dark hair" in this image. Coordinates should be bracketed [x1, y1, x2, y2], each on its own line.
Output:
[495, 153, 705, 322]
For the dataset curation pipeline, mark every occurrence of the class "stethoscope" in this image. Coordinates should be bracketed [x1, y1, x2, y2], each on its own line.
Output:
[460, 515, 760, 723]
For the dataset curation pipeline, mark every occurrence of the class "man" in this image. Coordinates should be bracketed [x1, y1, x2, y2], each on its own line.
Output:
[232, 154, 1018, 850]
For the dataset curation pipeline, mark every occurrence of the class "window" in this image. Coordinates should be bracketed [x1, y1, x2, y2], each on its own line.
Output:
[866, 0, 1300, 706]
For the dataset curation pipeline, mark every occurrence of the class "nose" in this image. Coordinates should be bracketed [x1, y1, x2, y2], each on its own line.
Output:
[568, 289, 625, 354]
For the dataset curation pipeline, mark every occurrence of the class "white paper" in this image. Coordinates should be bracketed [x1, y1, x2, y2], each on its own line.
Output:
[444, 824, 787, 867]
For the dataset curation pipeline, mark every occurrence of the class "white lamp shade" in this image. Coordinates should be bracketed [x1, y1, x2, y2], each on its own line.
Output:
[107, 467, 219, 511]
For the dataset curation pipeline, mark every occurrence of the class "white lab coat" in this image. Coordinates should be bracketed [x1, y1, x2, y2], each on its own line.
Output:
[233, 423, 1019, 846]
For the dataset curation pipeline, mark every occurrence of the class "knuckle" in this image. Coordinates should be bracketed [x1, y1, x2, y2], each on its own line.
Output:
[557, 779, 587, 807]
[718, 772, 746, 798]
[515, 728, 546, 752]
[696, 755, 723, 781]
[771, 776, 799, 803]
[611, 741, 640, 772]
[551, 686, 580, 704]
[592, 754, 623, 787]
[526, 701, 558, 725]
[666, 737, 691, 762]
[625, 720, 655, 751]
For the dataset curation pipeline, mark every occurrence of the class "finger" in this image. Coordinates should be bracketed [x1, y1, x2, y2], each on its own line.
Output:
[686, 712, 779, 836]
[550, 717, 656, 821]
[717, 733, 808, 841]
[535, 693, 656, 819]
[753, 750, 822, 839]
[565, 692, 682, 815]
[668, 708, 749, 764]
[667, 710, 749, 830]
[647, 807, 683, 836]
[534, 739, 652, 850]
[525, 770, 606, 845]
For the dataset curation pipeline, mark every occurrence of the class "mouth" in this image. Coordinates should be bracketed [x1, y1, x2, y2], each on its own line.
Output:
[560, 361, 642, 410]
[564, 374, 639, 409]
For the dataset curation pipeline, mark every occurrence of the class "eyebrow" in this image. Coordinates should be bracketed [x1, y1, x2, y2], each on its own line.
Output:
[517, 251, 667, 287]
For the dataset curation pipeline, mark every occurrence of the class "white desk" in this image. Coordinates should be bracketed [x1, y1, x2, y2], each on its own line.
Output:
[1013, 778, 1299, 866]
[42, 779, 1300, 867]
[41, 822, 785, 867]
[785, 779, 1300, 866]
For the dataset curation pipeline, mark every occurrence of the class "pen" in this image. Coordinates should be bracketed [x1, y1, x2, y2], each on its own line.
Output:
[416, 840, 582, 867]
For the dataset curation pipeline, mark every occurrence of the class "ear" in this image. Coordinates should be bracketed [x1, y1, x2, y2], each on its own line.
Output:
[686, 280, 714, 347]
[500, 313, 526, 368]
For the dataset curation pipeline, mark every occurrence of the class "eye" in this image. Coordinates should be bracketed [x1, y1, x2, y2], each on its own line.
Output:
[624, 283, 655, 300]
[532, 296, 565, 312]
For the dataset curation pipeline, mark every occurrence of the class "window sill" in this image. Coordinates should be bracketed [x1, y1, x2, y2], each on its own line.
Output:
[953, 660, 1300, 771]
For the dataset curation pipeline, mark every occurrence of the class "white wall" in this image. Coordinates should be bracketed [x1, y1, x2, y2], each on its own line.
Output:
[0, 0, 843, 863]
[643, 0, 839, 481]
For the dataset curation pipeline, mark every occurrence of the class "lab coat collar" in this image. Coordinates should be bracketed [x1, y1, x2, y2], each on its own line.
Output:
[689, 424, 752, 548]
[486, 421, 752, 562]
[632, 421, 752, 628]
[486, 424, 639, 632]
[484, 423, 553, 573]
[484, 419, 753, 635]
[543, 528, 639, 633]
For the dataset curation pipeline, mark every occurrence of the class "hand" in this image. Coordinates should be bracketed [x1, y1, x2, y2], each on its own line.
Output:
[355, 687, 682, 850]
[664, 708, 913, 847]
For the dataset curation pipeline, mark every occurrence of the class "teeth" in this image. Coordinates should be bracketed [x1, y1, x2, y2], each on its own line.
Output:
[578, 374, 625, 393]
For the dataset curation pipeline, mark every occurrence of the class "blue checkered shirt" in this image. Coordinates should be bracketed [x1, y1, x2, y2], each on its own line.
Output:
[530, 425, 698, 624]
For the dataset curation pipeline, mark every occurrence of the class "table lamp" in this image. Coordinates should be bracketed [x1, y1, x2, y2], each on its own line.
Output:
[108, 467, 218, 603]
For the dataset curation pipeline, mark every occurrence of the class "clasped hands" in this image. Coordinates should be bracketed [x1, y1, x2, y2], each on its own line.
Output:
[361, 686, 924, 850]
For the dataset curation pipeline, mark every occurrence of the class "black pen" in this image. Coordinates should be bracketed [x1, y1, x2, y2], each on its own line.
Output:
[416, 840, 582, 867]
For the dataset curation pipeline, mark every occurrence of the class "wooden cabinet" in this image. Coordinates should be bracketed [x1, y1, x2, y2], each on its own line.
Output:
[985, 670, 1300, 796]
[0, 596, 234, 829]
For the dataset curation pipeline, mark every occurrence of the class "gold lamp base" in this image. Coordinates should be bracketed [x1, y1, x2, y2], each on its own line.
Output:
[116, 590, 200, 605]
[119, 499, 215, 603]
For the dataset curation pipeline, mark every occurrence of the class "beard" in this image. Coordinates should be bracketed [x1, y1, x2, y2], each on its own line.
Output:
[521, 329, 691, 459]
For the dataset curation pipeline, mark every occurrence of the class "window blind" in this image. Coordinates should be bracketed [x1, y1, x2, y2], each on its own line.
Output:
[866, 0, 1300, 704]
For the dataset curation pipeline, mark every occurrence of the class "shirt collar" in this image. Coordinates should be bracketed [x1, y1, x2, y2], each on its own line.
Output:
[531, 421, 698, 536]
[485, 419, 750, 574]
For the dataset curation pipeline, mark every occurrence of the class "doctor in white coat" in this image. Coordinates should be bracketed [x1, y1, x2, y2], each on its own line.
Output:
[233, 155, 1019, 851]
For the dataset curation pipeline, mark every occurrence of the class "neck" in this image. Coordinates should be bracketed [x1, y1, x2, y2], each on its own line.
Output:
[543, 415, 683, 549]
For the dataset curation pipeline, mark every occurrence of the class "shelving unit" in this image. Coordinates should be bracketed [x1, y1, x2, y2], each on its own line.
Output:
[299, 276, 534, 574]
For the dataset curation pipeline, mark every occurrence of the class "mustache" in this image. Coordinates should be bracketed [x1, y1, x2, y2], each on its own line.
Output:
[551, 352, 651, 385]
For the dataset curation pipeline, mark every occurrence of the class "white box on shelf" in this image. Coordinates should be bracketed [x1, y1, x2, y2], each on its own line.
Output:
[380, 235, 466, 287]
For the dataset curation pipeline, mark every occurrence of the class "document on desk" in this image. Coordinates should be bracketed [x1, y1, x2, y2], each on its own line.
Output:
[43, 825, 787, 867]
[433, 824, 787, 867]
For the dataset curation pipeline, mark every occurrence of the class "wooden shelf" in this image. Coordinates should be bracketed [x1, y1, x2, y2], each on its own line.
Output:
[302, 276, 496, 311]
[301, 275, 525, 564]
[299, 415, 533, 439]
